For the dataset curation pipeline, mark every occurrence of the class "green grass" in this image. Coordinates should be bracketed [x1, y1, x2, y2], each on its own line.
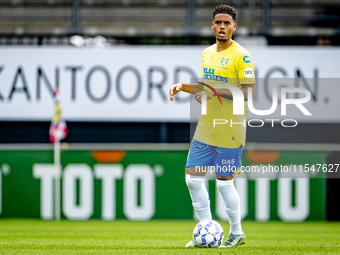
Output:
[0, 220, 339, 254]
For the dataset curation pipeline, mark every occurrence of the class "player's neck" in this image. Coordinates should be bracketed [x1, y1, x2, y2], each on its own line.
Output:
[215, 39, 234, 52]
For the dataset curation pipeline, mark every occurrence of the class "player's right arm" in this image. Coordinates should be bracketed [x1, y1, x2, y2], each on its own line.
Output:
[169, 83, 203, 101]
[170, 48, 212, 101]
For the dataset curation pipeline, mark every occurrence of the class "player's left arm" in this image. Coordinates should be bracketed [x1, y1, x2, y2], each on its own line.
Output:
[241, 83, 255, 100]
[215, 83, 255, 100]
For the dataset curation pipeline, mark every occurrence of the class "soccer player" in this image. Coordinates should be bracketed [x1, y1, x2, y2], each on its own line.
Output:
[169, 4, 255, 248]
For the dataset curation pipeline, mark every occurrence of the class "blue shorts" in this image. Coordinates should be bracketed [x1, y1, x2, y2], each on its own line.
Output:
[186, 139, 243, 177]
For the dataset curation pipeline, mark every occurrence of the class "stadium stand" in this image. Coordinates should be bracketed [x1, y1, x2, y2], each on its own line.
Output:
[0, 0, 339, 45]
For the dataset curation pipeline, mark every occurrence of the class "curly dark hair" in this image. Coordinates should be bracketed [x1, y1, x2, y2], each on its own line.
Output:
[213, 4, 237, 22]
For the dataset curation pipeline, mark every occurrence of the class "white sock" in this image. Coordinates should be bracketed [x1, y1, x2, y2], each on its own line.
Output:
[216, 179, 242, 235]
[185, 174, 212, 221]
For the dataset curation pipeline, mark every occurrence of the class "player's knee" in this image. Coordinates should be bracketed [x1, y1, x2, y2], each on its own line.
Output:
[186, 166, 207, 176]
[185, 174, 203, 189]
[216, 179, 234, 191]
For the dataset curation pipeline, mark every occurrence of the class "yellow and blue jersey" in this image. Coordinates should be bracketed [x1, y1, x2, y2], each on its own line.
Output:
[193, 41, 255, 148]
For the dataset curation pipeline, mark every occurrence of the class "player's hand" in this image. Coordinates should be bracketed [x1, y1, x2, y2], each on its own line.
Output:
[169, 83, 182, 101]
[195, 91, 212, 104]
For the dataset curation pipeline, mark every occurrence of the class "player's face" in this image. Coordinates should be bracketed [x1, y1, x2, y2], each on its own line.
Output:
[212, 13, 237, 42]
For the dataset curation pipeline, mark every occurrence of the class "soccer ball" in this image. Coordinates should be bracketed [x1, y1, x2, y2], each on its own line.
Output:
[193, 220, 224, 248]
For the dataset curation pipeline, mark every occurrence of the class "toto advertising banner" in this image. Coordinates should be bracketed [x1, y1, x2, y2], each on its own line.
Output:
[0, 147, 325, 221]
[0, 46, 340, 122]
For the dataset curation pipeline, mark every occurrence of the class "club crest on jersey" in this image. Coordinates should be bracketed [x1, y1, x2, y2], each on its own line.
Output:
[220, 57, 229, 66]
[243, 55, 251, 63]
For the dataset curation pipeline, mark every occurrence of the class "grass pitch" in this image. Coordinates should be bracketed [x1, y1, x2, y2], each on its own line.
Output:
[0, 220, 339, 254]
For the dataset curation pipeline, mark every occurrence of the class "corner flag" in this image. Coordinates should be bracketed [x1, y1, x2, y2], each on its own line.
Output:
[49, 88, 67, 143]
